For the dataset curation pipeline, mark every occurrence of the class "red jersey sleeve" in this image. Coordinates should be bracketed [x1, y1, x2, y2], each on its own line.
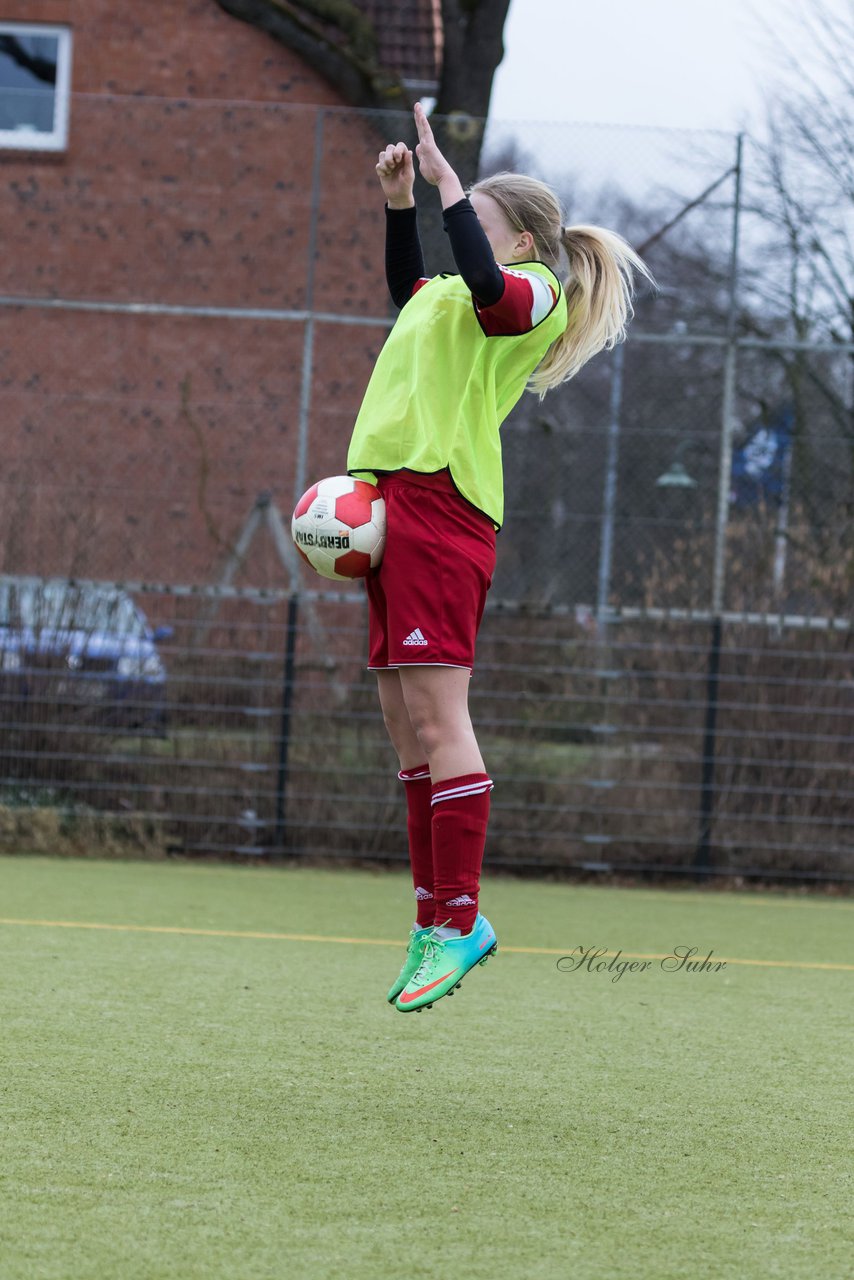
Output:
[474, 267, 559, 337]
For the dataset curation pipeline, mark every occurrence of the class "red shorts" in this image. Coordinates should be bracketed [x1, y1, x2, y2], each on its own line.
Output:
[366, 470, 497, 672]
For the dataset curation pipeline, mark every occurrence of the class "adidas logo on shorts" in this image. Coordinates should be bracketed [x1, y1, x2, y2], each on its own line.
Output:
[403, 628, 429, 647]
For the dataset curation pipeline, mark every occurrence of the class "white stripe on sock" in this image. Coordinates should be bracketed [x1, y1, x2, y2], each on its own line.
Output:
[431, 780, 494, 806]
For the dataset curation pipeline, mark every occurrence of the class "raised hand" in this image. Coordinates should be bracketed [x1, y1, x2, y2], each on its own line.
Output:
[413, 101, 454, 187]
[376, 141, 415, 209]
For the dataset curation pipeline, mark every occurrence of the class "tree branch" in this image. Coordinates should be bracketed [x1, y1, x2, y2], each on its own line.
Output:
[214, 0, 409, 110]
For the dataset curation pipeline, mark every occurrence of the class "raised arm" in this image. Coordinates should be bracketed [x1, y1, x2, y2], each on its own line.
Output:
[385, 205, 425, 310]
[376, 139, 424, 307]
[413, 103, 504, 307]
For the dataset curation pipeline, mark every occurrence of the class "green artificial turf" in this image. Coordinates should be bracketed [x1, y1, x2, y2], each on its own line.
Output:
[0, 856, 851, 1280]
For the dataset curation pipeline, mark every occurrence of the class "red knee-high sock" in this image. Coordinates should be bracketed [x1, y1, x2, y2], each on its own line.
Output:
[431, 773, 493, 934]
[399, 764, 434, 928]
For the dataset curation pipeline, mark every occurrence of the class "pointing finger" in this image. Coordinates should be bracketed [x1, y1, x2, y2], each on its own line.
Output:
[414, 102, 433, 142]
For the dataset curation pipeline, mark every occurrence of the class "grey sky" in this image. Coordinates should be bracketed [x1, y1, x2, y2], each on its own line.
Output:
[489, 0, 846, 132]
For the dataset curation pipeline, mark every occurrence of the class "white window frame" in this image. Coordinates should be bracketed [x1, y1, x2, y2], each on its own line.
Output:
[0, 22, 72, 152]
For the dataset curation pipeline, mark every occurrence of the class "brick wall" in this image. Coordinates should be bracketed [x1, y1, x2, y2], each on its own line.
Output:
[3, 0, 345, 106]
[0, 0, 391, 587]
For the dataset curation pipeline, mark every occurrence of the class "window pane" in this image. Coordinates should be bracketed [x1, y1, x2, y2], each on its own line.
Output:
[0, 32, 58, 134]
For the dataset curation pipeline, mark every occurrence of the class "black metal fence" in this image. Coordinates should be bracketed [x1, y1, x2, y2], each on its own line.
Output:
[1, 579, 850, 882]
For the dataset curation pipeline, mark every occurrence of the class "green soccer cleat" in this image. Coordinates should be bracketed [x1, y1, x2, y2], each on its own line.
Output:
[394, 913, 498, 1013]
[387, 926, 433, 1004]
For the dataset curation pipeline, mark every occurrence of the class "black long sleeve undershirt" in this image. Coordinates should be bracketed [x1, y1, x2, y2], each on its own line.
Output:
[385, 197, 506, 309]
[385, 205, 425, 309]
[442, 197, 505, 306]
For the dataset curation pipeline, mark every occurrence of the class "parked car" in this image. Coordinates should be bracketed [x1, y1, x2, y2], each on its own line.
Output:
[0, 577, 171, 729]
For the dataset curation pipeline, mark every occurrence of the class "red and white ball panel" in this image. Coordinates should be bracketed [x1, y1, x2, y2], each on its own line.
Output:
[292, 476, 386, 581]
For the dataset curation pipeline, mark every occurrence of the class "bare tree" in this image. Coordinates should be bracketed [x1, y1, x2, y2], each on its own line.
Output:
[746, 1, 852, 345]
[734, 0, 853, 582]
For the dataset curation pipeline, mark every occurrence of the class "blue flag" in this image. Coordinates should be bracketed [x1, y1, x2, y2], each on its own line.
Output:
[730, 406, 793, 506]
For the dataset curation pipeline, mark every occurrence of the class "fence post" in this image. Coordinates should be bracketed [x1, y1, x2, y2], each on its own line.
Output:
[293, 108, 326, 506]
[711, 132, 744, 617]
[596, 342, 625, 642]
[694, 614, 723, 874]
[697, 132, 743, 876]
[273, 591, 300, 857]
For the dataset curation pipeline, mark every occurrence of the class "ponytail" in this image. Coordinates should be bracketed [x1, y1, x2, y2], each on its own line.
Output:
[469, 172, 654, 399]
[529, 224, 653, 397]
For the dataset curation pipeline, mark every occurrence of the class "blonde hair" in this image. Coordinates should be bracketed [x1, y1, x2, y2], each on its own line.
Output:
[470, 172, 654, 396]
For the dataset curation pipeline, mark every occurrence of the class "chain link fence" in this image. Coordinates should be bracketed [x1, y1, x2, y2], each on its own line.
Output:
[1, 578, 850, 880]
[1, 95, 851, 879]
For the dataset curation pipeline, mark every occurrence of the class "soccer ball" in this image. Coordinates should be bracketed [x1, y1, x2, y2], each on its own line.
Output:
[291, 476, 386, 581]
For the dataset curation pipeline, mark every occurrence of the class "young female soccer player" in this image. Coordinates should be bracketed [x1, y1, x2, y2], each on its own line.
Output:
[347, 103, 652, 1013]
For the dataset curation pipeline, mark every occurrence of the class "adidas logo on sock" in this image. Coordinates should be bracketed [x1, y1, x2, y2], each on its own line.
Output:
[403, 628, 429, 647]
[445, 894, 477, 907]
[415, 886, 434, 901]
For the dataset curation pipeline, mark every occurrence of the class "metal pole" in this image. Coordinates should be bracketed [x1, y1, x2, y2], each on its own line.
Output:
[773, 436, 794, 603]
[273, 591, 300, 857]
[293, 108, 326, 506]
[711, 133, 744, 615]
[697, 134, 743, 873]
[694, 614, 722, 874]
[596, 342, 625, 641]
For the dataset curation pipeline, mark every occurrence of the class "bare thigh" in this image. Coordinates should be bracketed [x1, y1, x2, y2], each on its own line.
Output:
[397, 665, 485, 782]
[375, 669, 425, 771]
